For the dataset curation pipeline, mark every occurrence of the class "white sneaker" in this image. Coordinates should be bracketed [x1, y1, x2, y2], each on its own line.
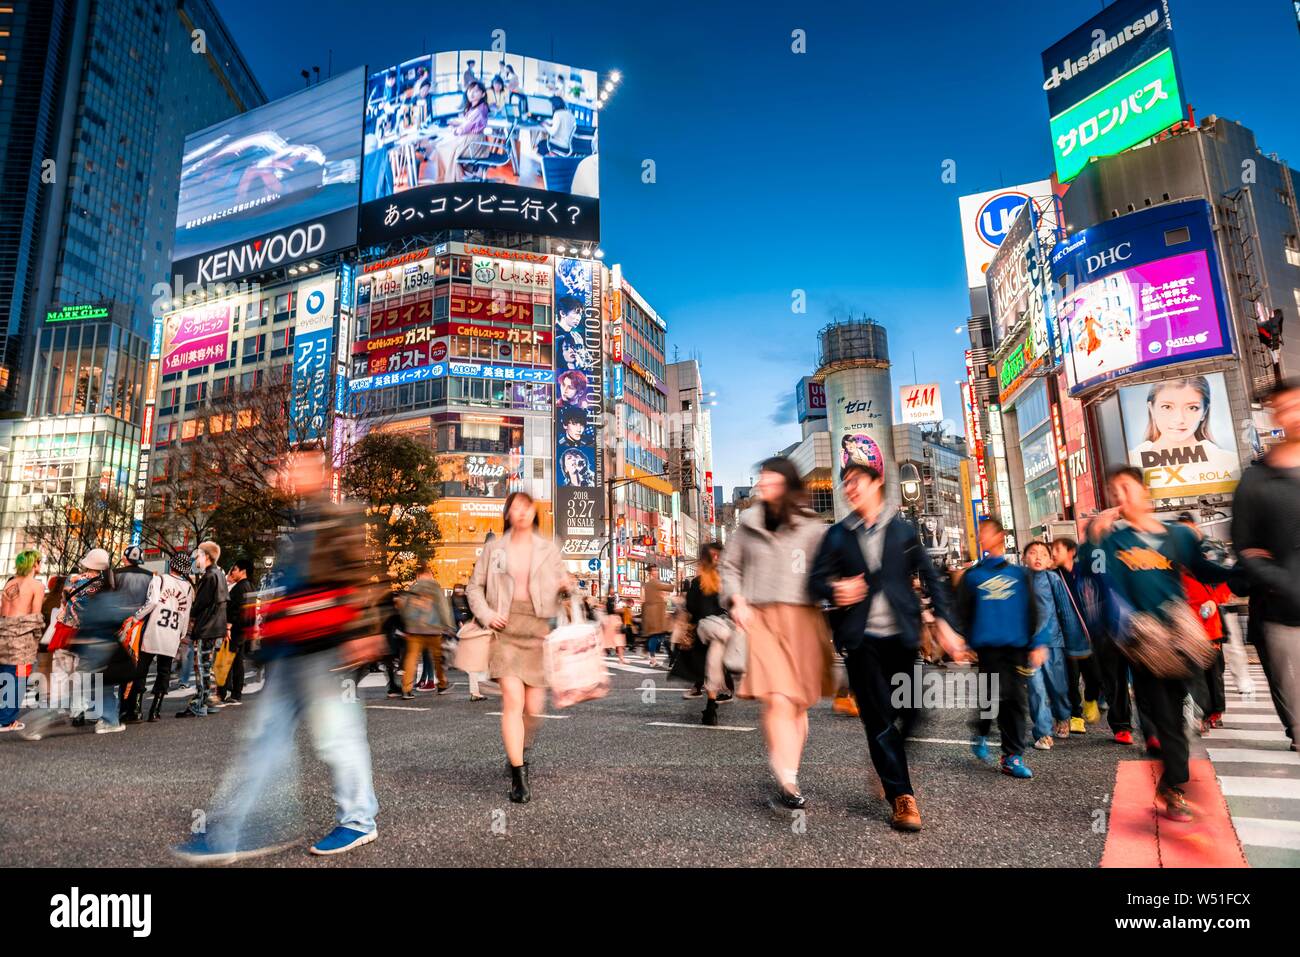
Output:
[95, 720, 125, 734]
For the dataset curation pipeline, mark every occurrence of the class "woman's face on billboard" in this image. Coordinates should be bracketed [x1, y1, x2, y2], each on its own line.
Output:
[1150, 384, 1204, 444]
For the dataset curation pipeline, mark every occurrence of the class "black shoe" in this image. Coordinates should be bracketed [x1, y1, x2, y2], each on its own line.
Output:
[714, 691, 733, 703]
[774, 787, 806, 810]
[147, 695, 165, 722]
[702, 700, 719, 726]
[509, 762, 531, 804]
[71, 713, 87, 728]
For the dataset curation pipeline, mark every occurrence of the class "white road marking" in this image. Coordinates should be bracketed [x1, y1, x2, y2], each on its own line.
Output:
[366, 705, 430, 712]
[485, 712, 570, 720]
[1218, 776, 1300, 800]
[1231, 817, 1300, 851]
[647, 721, 754, 732]
[1206, 748, 1300, 765]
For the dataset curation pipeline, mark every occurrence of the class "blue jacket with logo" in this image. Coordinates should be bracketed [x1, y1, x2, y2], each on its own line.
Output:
[1033, 568, 1090, 656]
[956, 555, 1045, 650]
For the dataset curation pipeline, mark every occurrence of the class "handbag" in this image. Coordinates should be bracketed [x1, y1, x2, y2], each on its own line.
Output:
[722, 624, 748, 675]
[258, 585, 360, 645]
[669, 611, 695, 649]
[1121, 600, 1218, 678]
[212, 639, 236, 686]
[544, 597, 609, 709]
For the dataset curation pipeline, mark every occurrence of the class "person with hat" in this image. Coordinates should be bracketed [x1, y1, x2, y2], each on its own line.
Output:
[115, 546, 157, 722]
[126, 552, 195, 723]
[65, 548, 133, 733]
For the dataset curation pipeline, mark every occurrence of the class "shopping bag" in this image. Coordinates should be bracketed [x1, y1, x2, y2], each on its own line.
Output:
[212, 639, 236, 687]
[544, 598, 609, 708]
[453, 630, 491, 673]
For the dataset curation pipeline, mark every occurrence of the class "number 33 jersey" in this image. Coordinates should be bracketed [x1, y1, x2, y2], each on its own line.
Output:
[141, 572, 196, 658]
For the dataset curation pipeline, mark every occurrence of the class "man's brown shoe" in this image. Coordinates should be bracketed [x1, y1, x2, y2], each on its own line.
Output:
[891, 794, 922, 831]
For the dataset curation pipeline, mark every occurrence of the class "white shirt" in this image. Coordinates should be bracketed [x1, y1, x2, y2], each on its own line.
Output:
[139, 572, 196, 658]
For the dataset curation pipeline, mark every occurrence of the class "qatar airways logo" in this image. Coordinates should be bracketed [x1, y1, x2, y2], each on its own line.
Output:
[195, 222, 328, 283]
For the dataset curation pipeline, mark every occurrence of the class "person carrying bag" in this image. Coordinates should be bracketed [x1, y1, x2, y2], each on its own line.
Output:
[544, 595, 609, 709]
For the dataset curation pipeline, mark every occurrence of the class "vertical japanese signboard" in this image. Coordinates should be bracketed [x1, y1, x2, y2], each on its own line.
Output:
[554, 258, 604, 540]
[291, 273, 337, 445]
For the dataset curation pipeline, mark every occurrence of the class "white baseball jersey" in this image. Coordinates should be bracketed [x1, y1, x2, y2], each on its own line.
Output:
[140, 572, 195, 658]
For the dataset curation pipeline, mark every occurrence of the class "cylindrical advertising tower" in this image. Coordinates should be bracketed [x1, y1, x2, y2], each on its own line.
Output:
[817, 320, 896, 519]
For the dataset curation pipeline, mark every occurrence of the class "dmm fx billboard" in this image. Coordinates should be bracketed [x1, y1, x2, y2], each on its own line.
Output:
[554, 258, 604, 540]
[290, 272, 337, 444]
[1042, 0, 1184, 183]
[956, 180, 1054, 289]
[1052, 199, 1232, 395]
[899, 383, 943, 424]
[826, 367, 896, 518]
[1118, 371, 1241, 499]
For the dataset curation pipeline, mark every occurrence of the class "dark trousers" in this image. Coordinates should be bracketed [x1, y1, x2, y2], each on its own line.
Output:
[1066, 653, 1104, 718]
[128, 651, 174, 713]
[1096, 635, 1133, 733]
[843, 636, 917, 802]
[1188, 640, 1226, 718]
[973, 646, 1029, 757]
[221, 635, 245, 701]
[1129, 663, 1190, 788]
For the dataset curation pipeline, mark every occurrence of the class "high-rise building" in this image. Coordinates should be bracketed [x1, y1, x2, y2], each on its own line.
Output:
[665, 357, 716, 585]
[0, 0, 261, 571]
[0, 0, 263, 411]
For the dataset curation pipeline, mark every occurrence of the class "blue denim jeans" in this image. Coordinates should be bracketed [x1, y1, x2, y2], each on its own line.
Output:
[204, 651, 378, 852]
[0, 664, 21, 726]
[1029, 646, 1072, 740]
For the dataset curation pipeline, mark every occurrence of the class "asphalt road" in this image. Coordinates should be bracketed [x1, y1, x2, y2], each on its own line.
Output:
[1, 655, 1120, 867]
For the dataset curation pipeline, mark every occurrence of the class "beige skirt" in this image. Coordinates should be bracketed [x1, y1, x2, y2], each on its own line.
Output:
[491, 598, 551, 687]
[739, 603, 834, 710]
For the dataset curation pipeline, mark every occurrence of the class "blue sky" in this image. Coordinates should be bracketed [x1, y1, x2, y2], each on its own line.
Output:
[216, 0, 1300, 493]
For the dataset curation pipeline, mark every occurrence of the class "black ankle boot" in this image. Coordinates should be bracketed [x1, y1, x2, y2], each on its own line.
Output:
[702, 699, 718, 726]
[147, 693, 165, 722]
[509, 762, 531, 803]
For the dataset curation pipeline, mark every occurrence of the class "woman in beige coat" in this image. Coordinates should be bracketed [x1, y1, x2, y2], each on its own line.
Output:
[467, 491, 567, 803]
[721, 457, 833, 810]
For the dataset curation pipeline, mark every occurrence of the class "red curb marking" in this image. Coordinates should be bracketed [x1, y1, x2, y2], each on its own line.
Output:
[1101, 757, 1247, 868]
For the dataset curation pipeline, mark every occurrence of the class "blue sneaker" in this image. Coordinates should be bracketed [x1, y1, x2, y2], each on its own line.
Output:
[170, 834, 236, 866]
[1000, 754, 1033, 779]
[309, 825, 377, 856]
[970, 735, 991, 763]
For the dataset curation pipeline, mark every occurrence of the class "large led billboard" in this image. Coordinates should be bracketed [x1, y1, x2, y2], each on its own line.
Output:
[554, 258, 604, 540]
[1041, 0, 1184, 182]
[172, 67, 365, 287]
[360, 51, 599, 245]
[1052, 200, 1232, 395]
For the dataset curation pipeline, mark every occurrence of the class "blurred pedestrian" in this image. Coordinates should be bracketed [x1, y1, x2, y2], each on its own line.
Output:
[467, 490, 567, 803]
[809, 462, 967, 830]
[451, 582, 488, 701]
[115, 546, 156, 723]
[720, 457, 833, 810]
[1023, 541, 1084, 749]
[219, 558, 254, 705]
[172, 446, 385, 863]
[641, 578, 671, 665]
[177, 541, 227, 718]
[1232, 377, 1300, 752]
[0, 550, 46, 735]
[396, 568, 455, 698]
[1049, 538, 1105, 732]
[957, 519, 1044, 779]
[685, 542, 733, 726]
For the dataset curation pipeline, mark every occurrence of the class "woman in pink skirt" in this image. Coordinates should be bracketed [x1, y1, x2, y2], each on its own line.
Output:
[720, 457, 833, 810]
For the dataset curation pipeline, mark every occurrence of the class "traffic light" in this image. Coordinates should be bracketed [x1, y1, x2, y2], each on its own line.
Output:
[1257, 308, 1285, 351]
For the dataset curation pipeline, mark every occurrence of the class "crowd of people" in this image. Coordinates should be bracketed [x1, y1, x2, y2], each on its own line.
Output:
[1, 380, 1296, 861]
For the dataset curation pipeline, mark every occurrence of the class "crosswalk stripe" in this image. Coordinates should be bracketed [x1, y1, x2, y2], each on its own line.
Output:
[1218, 713, 1288, 725]
[485, 712, 570, 719]
[1206, 748, 1300, 765]
[1231, 817, 1300, 851]
[1204, 728, 1292, 742]
[1218, 776, 1300, 800]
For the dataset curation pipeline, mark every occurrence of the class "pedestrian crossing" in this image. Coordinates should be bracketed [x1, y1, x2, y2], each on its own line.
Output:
[1202, 660, 1300, 867]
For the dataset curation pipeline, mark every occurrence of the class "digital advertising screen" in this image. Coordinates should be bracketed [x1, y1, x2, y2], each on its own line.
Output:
[554, 257, 604, 540]
[1117, 371, 1241, 499]
[1052, 200, 1231, 395]
[172, 68, 365, 287]
[360, 50, 599, 244]
[1041, 0, 1184, 183]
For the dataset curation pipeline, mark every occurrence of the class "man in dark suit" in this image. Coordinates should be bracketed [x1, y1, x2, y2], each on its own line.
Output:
[809, 462, 968, 832]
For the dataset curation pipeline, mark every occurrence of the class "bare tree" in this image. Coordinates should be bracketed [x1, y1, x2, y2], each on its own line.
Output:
[24, 486, 135, 576]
